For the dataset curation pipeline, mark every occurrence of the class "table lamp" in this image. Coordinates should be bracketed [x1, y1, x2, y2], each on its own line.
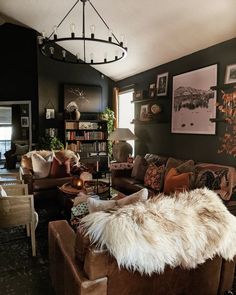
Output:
[108, 128, 137, 162]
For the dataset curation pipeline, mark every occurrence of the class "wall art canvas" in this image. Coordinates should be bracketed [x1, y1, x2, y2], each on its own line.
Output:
[171, 64, 217, 134]
[64, 84, 102, 113]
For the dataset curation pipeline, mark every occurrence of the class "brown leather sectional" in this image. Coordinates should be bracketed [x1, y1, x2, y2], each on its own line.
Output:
[48, 220, 235, 295]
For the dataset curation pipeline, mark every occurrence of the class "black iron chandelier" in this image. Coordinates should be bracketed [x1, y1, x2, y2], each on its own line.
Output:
[38, 0, 128, 65]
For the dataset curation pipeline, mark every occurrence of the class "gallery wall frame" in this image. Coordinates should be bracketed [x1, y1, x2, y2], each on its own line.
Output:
[171, 64, 217, 135]
[156, 72, 169, 96]
[225, 64, 236, 84]
[21, 116, 29, 127]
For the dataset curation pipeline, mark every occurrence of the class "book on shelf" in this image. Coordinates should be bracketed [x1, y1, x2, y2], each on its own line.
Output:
[65, 121, 78, 129]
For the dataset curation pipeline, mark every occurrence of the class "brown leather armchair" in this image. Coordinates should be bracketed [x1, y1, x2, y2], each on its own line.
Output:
[48, 220, 235, 295]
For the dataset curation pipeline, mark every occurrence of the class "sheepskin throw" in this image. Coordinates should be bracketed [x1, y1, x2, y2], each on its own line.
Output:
[81, 188, 236, 275]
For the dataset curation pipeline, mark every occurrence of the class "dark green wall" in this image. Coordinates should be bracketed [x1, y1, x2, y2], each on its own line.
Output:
[37, 48, 115, 140]
[0, 22, 115, 143]
[117, 38, 236, 166]
[0, 23, 38, 141]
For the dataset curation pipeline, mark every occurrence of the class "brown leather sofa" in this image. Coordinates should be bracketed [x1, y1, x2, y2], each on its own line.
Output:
[19, 150, 80, 209]
[111, 154, 236, 201]
[48, 220, 235, 295]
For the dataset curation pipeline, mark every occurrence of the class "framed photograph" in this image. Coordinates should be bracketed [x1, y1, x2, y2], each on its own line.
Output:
[225, 64, 236, 84]
[46, 108, 55, 119]
[156, 72, 168, 96]
[139, 104, 150, 121]
[21, 116, 29, 127]
[171, 64, 217, 134]
[133, 90, 147, 100]
[64, 84, 102, 113]
[149, 83, 156, 98]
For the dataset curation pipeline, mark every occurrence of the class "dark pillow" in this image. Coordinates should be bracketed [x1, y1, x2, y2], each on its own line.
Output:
[176, 160, 195, 188]
[163, 168, 191, 195]
[49, 157, 70, 178]
[131, 155, 148, 181]
[165, 157, 183, 175]
[144, 163, 165, 191]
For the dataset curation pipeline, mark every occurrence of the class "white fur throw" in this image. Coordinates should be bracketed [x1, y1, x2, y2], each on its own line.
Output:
[81, 188, 236, 275]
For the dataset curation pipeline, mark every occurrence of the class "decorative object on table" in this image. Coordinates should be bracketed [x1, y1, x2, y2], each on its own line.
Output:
[64, 84, 102, 113]
[171, 64, 217, 134]
[45, 108, 55, 119]
[21, 116, 29, 127]
[71, 176, 83, 190]
[139, 104, 151, 121]
[225, 64, 236, 84]
[133, 90, 148, 101]
[149, 83, 156, 98]
[156, 72, 169, 96]
[37, 0, 127, 66]
[108, 128, 137, 162]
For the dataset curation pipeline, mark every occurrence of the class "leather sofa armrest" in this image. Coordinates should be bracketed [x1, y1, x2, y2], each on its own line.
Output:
[20, 166, 33, 193]
[111, 169, 132, 179]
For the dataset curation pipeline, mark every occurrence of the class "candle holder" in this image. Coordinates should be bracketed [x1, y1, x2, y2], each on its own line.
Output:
[71, 176, 83, 190]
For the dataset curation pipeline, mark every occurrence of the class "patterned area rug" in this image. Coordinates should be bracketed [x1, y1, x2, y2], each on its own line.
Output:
[0, 209, 62, 295]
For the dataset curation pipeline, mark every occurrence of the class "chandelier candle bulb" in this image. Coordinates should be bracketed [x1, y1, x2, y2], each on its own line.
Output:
[90, 24, 95, 39]
[53, 26, 57, 40]
[96, 161, 99, 172]
[49, 47, 54, 56]
[108, 29, 112, 42]
[62, 50, 66, 59]
[70, 23, 75, 38]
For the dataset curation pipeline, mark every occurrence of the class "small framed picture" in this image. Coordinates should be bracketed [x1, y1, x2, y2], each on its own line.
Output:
[139, 104, 150, 121]
[225, 64, 236, 84]
[46, 108, 55, 119]
[21, 116, 29, 127]
[149, 83, 156, 98]
[156, 72, 169, 96]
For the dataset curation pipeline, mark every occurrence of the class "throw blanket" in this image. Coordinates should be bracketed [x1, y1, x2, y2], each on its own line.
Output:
[81, 188, 236, 275]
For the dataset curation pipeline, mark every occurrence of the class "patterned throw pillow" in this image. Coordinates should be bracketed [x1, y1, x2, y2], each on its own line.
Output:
[144, 163, 165, 191]
[194, 163, 236, 201]
[163, 168, 191, 195]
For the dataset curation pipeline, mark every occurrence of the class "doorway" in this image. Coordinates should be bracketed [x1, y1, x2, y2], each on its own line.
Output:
[0, 101, 32, 162]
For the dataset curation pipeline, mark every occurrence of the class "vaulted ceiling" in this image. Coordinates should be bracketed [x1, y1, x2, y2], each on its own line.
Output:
[0, 0, 236, 81]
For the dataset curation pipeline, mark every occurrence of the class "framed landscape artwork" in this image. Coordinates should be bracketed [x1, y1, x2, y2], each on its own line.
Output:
[64, 84, 102, 113]
[171, 64, 217, 134]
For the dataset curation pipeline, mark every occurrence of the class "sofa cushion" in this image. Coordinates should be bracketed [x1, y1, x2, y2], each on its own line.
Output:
[131, 155, 148, 181]
[31, 153, 52, 179]
[165, 157, 184, 175]
[49, 156, 70, 178]
[144, 163, 165, 191]
[144, 154, 168, 165]
[164, 168, 191, 194]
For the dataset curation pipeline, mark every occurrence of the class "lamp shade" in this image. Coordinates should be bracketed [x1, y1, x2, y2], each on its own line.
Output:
[108, 128, 137, 162]
[108, 128, 137, 141]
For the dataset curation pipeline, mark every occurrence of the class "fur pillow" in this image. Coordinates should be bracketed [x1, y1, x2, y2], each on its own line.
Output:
[87, 188, 148, 213]
[144, 163, 165, 191]
[164, 168, 191, 194]
[31, 153, 52, 179]
[21, 155, 33, 170]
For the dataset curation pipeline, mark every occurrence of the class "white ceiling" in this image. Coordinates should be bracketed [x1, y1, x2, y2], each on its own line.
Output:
[0, 0, 236, 81]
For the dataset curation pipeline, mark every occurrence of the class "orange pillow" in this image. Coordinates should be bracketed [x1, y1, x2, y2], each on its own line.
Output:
[49, 157, 70, 178]
[164, 168, 191, 194]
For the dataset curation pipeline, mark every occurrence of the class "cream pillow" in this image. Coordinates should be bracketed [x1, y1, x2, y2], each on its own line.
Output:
[31, 153, 52, 179]
[87, 188, 148, 213]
